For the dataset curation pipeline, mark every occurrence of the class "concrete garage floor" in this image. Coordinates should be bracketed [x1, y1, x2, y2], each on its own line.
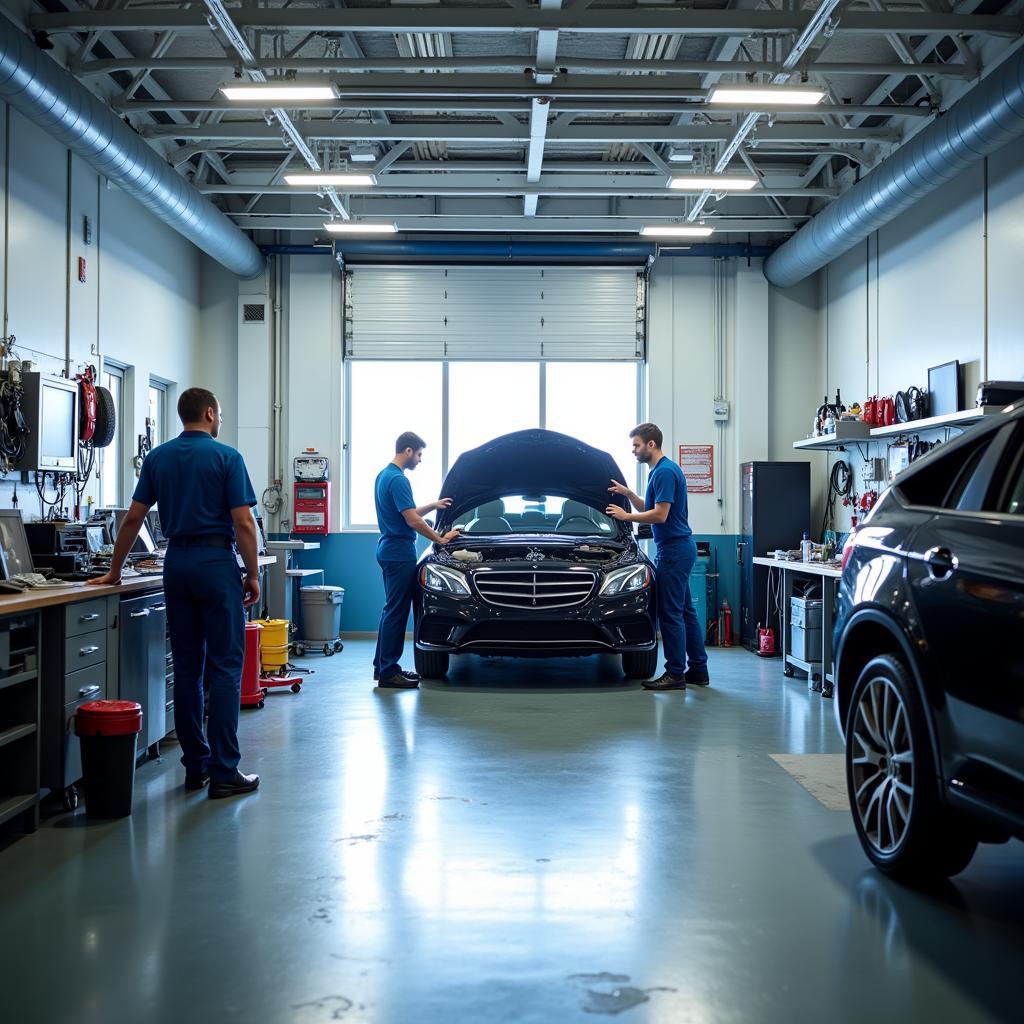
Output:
[1, 642, 1022, 1024]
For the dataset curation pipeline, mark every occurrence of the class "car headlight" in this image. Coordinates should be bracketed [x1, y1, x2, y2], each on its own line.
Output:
[599, 564, 651, 597]
[420, 564, 471, 597]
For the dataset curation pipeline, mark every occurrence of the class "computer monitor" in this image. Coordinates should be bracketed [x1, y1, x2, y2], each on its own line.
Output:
[102, 507, 157, 555]
[0, 510, 36, 579]
[928, 360, 962, 417]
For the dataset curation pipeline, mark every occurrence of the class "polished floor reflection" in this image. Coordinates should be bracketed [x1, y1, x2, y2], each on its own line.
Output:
[1, 643, 1021, 1023]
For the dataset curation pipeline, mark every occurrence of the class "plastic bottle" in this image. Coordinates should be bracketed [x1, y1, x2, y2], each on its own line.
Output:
[801, 531, 813, 563]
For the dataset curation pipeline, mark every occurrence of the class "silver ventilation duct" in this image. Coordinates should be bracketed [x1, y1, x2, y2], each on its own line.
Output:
[764, 45, 1024, 289]
[0, 15, 264, 279]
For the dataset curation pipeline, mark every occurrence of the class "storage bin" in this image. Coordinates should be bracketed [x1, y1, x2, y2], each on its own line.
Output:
[791, 623, 822, 663]
[790, 597, 823, 630]
[300, 586, 344, 642]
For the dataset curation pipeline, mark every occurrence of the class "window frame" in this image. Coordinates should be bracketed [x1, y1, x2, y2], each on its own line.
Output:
[98, 361, 126, 507]
[147, 378, 169, 450]
[343, 359, 645, 531]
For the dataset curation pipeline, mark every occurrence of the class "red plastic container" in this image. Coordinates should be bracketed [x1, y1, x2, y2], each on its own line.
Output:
[75, 701, 143, 818]
[241, 622, 265, 709]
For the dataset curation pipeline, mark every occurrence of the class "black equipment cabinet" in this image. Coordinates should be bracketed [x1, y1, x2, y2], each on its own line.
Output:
[740, 462, 811, 650]
[0, 613, 41, 834]
[119, 592, 168, 758]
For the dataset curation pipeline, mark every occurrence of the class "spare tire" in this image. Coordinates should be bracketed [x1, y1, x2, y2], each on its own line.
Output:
[91, 385, 117, 448]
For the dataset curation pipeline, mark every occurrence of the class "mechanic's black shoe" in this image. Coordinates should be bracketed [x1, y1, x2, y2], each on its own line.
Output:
[684, 667, 711, 686]
[377, 673, 420, 689]
[208, 771, 260, 800]
[373, 669, 421, 682]
[184, 772, 210, 791]
[642, 671, 687, 691]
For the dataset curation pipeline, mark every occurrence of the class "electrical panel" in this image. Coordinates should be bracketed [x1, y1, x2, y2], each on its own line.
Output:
[712, 399, 730, 423]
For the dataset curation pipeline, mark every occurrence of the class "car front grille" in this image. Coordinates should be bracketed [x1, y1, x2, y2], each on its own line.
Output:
[473, 569, 597, 610]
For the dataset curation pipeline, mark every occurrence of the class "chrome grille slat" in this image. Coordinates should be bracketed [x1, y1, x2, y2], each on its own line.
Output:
[474, 569, 597, 610]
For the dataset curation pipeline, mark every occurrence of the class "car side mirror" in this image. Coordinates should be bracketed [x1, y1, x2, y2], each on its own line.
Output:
[636, 524, 653, 540]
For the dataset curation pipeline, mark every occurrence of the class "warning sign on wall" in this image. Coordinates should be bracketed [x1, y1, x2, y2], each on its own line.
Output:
[678, 445, 714, 493]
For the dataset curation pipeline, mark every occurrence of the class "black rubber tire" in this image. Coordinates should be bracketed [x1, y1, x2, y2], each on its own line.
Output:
[91, 385, 117, 449]
[290, 682, 301, 694]
[622, 645, 659, 680]
[844, 653, 978, 882]
[414, 647, 450, 679]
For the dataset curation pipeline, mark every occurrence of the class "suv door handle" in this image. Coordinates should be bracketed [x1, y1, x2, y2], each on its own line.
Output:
[924, 546, 958, 581]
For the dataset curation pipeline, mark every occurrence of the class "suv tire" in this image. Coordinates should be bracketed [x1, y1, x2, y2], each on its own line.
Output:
[845, 653, 977, 881]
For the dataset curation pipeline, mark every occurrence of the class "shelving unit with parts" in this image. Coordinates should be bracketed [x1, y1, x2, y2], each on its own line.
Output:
[0, 613, 41, 834]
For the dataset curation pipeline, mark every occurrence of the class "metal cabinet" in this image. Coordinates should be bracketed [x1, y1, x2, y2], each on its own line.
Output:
[0, 613, 41, 834]
[40, 596, 116, 810]
[118, 592, 167, 758]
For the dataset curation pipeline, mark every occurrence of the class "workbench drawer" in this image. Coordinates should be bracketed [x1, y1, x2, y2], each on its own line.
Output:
[63, 664, 106, 708]
[65, 599, 108, 638]
[64, 630, 107, 671]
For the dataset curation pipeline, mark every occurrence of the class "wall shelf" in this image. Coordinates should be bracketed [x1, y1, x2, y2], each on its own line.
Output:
[792, 433, 869, 452]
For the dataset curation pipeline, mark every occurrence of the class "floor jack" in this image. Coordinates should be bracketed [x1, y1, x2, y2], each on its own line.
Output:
[260, 663, 313, 696]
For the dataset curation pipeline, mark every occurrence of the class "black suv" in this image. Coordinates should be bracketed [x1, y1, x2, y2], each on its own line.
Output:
[413, 429, 658, 680]
[833, 401, 1024, 881]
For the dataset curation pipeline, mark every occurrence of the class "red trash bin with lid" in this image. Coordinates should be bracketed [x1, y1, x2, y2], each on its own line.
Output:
[75, 700, 143, 818]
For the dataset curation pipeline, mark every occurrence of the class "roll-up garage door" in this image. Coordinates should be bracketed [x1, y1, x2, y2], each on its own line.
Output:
[344, 265, 646, 361]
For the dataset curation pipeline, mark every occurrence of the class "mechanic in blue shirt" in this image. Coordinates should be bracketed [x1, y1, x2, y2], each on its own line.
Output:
[374, 431, 461, 688]
[607, 422, 710, 691]
[91, 388, 262, 799]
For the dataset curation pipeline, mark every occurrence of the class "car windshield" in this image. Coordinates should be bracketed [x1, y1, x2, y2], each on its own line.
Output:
[452, 495, 617, 536]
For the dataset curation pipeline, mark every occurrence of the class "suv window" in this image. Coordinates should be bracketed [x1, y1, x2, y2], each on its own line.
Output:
[998, 433, 1024, 515]
[896, 436, 988, 509]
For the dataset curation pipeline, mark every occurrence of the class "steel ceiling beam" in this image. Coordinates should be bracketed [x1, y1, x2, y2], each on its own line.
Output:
[31, 10, 1024, 37]
[141, 122, 900, 144]
[72, 56, 978, 79]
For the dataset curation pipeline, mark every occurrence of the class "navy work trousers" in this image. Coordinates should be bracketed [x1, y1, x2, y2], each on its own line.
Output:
[374, 558, 418, 679]
[163, 546, 245, 781]
[656, 538, 709, 678]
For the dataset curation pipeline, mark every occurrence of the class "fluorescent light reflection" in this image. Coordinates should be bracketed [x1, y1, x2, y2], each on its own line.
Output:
[709, 86, 826, 106]
[322, 222, 398, 234]
[284, 173, 376, 187]
[640, 225, 715, 238]
[669, 176, 758, 192]
[221, 85, 337, 101]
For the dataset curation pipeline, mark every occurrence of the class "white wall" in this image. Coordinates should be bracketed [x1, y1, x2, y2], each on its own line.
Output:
[0, 102, 230, 519]
[817, 135, 1024, 533]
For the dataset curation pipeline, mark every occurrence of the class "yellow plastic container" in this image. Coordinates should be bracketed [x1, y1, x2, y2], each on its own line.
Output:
[255, 619, 290, 671]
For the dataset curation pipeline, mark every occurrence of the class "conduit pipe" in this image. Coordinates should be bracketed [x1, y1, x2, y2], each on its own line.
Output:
[764, 44, 1024, 288]
[0, 14, 264, 278]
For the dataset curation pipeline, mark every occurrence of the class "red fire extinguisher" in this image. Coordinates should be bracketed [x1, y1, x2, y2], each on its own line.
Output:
[719, 600, 733, 648]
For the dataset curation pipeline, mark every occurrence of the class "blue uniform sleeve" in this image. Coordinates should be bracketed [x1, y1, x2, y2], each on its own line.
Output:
[225, 451, 258, 509]
[132, 453, 157, 506]
[650, 468, 678, 507]
[390, 473, 415, 514]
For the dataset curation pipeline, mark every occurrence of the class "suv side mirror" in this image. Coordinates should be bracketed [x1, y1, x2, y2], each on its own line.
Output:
[636, 524, 653, 540]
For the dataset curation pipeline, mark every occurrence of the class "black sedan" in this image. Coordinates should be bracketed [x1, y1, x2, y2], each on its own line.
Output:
[413, 429, 658, 680]
[833, 400, 1024, 880]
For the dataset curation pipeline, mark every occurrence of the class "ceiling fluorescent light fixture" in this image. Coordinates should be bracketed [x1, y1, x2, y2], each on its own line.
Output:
[284, 173, 377, 187]
[640, 225, 715, 238]
[669, 176, 757, 192]
[709, 86, 826, 106]
[667, 148, 695, 163]
[322, 222, 398, 235]
[221, 85, 337, 102]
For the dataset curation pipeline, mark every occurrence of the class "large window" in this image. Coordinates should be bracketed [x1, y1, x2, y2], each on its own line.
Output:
[148, 380, 168, 449]
[98, 364, 125, 507]
[345, 361, 642, 528]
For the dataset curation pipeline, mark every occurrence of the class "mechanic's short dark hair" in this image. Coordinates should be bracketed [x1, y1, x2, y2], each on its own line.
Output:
[177, 387, 218, 425]
[396, 431, 426, 454]
[629, 423, 663, 449]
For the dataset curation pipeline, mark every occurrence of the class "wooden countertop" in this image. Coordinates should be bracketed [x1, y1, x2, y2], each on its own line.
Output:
[753, 556, 843, 579]
[0, 554, 278, 616]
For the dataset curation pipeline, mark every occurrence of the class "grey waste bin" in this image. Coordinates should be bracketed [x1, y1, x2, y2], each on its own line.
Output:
[300, 585, 345, 650]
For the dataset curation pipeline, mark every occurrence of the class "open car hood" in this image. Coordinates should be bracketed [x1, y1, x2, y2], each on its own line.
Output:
[437, 429, 631, 526]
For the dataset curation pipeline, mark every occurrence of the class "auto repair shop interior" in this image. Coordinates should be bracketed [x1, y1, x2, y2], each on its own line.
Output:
[0, 2, 1022, 1022]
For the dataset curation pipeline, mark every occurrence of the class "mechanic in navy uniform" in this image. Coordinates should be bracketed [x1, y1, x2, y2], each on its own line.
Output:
[607, 422, 710, 691]
[90, 388, 262, 799]
[373, 431, 461, 689]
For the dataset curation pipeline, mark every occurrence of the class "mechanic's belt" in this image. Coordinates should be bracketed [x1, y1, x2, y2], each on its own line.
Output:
[169, 534, 234, 550]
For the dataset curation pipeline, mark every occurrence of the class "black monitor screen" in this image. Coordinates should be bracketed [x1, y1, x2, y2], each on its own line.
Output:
[111, 509, 156, 554]
[41, 382, 76, 460]
[0, 511, 34, 578]
[928, 360, 962, 417]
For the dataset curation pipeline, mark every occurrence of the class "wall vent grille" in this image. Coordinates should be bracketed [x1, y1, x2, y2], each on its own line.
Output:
[242, 303, 266, 323]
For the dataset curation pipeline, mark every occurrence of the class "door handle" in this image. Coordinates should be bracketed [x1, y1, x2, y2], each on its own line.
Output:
[78, 613, 100, 623]
[78, 645, 101, 656]
[78, 685, 101, 699]
[924, 546, 958, 581]
[150, 604, 166, 612]
[736, 541, 747, 564]
[129, 609, 151, 618]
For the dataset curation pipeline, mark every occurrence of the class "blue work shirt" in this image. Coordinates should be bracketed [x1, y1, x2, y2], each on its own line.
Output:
[375, 463, 417, 562]
[645, 455, 693, 547]
[133, 431, 257, 540]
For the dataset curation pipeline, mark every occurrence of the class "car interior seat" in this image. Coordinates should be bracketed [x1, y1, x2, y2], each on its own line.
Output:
[467, 499, 513, 534]
[556, 500, 599, 533]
